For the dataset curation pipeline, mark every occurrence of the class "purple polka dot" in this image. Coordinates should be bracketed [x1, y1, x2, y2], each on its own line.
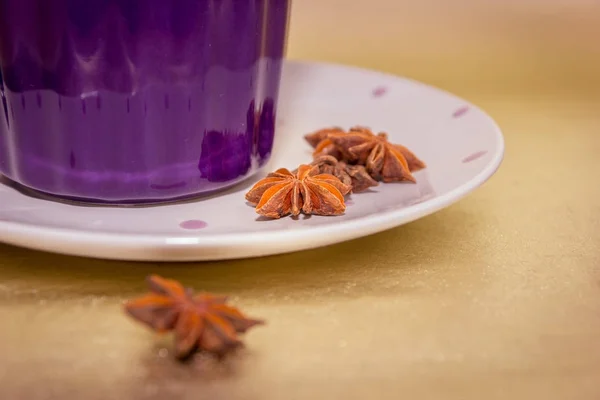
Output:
[372, 86, 388, 98]
[346, 199, 355, 206]
[462, 150, 487, 163]
[180, 220, 208, 230]
[453, 106, 469, 118]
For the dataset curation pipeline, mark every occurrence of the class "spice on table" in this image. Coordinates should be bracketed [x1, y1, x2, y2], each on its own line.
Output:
[245, 164, 351, 219]
[124, 275, 264, 360]
[329, 127, 421, 183]
[309, 155, 378, 193]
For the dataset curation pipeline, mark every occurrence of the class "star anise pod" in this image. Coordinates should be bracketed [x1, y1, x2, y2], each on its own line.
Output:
[304, 127, 344, 147]
[309, 155, 378, 193]
[245, 164, 351, 219]
[304, 127, 346, 159]
[393, 143, 427, 172]
[124, 275, 264, 360]
[329, 127, 421, 183]
[349, 126, 426, 172]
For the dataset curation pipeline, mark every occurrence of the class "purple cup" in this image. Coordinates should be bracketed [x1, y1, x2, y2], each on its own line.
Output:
[0, 0, 291, 203]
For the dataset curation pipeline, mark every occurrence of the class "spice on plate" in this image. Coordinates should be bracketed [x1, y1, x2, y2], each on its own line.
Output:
[304, 126, 344, 148]
[304, 127, 347, 159]
[348, 126, 426, 173]
[305, 126, 426, 183]
[329, 129, 415, 182]
[309, 155, 378, 193]
[245, 164, 351, 219]
[249, 125, 426, 220]
[124, 275, 264, 360]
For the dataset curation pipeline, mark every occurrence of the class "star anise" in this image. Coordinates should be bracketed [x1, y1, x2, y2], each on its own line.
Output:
[304, 127, 346, 159]
[124, 275, 264, 360]
[309, 155, 378, 193]
[304, 127, 344, 147]
[305, 126, 413, 182]
[329, 127, 423, 183]
[349, 126, 426, 172]
[245, 164, 351, 219]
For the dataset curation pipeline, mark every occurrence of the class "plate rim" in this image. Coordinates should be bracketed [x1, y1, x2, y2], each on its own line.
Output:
[0, 59, 505, 261]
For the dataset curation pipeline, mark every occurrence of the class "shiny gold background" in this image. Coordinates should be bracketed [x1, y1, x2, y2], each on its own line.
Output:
[1, 1, 600, 398]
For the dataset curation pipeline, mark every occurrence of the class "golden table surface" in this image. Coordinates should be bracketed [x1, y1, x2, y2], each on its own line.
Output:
[2, 1, 600, 399]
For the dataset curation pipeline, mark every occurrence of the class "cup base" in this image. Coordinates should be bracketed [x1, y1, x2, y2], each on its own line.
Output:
[0, 172, 256, 208]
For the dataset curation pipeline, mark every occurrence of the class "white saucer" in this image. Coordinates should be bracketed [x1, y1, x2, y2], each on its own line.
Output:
[0, 60, 504, 261]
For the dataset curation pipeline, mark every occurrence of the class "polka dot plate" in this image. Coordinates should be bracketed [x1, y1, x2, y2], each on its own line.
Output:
[0, 61, 504, 261]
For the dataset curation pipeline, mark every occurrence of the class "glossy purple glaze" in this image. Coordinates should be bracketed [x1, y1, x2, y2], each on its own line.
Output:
[0, 0, 290, 203]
